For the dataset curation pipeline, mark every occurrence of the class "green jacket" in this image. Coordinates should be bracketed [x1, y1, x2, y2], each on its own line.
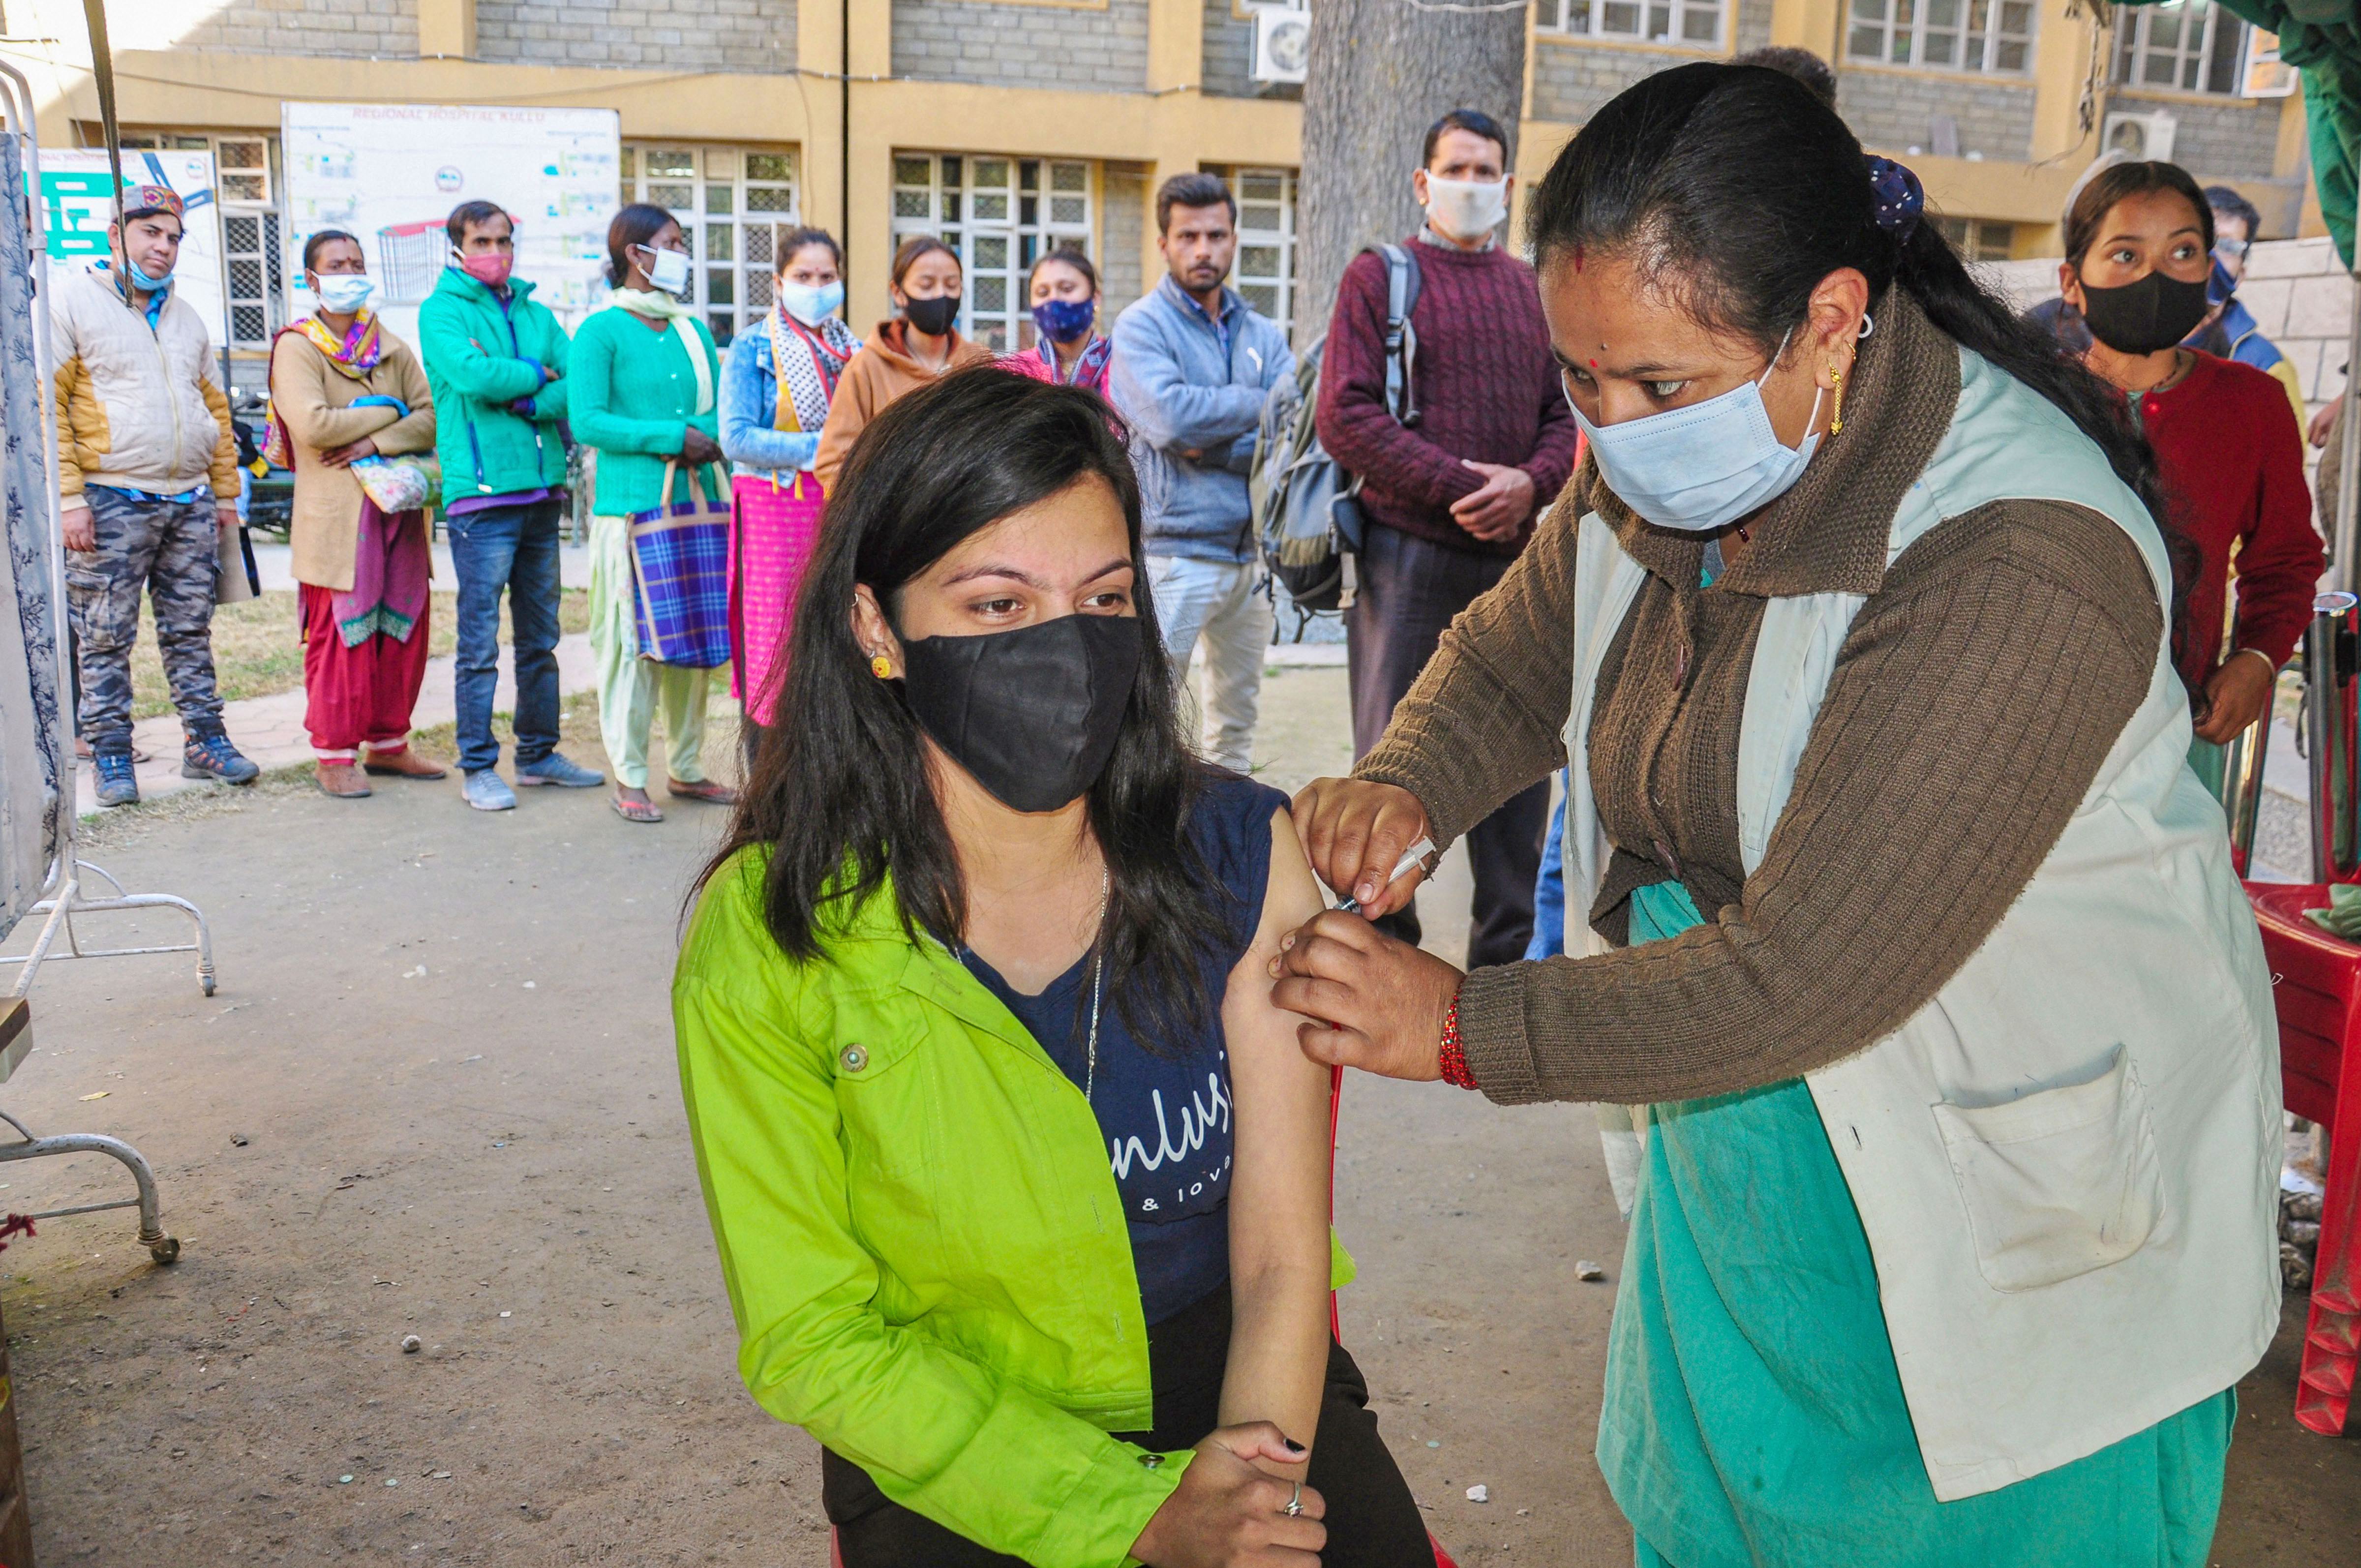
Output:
[415, 268, 572, 508]
[673, 850, 1190, 1567]
[569, 303, 724, 515]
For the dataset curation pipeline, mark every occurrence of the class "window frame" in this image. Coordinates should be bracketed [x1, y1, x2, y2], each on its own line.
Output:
[1213, 164, 1300, 343]
[2112, 0, 2250, 97]
[1533, 0, 1729, 51]
[619, 144, 801, 347]
[890, 151, 1097, 353]
[1844, 0, 2037, 75]
[119, 129, 282, 352]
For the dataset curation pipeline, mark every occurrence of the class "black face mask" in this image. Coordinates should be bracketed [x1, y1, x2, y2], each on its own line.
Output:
[2076, 270, 2211, 357]
[903, 295, 960, 337]
[898, 614, 1143, 814]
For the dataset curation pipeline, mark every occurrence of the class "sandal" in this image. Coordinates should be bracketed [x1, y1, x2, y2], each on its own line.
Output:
[666, 777, 739, 805]
[612, 792, 664, 824]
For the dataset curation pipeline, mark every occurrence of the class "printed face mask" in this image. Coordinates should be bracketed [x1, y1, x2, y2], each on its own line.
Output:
[313, 273, 376, 313]
[1031, 297, 1096, 345]
[1423, 175, 1509, 242]
[896, 613, 1142, 814]
[777, 278, 845, 327]
[1567, 331, 1823, 535]
[452, 248, 515, 289]
[903, 294, 961, 337]
[2076, 269, 2211, 357]
[635, 244, 691, 297]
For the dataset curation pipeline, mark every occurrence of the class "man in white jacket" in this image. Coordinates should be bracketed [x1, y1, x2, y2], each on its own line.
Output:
[52, 184, 257, 806]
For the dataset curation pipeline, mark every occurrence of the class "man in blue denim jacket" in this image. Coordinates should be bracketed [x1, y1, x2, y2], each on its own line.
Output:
[1110, 173, 1295, 772]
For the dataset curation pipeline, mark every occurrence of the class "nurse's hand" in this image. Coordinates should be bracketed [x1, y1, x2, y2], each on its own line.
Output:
[1270, 911, 1461, 1081]
[1289, 778, 1432, 917]
[1129, 1423, 1326, 1568]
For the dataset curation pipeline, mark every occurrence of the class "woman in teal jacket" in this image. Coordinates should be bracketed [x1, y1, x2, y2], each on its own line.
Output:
[570, 205, 733, 824]
[673, 368, 1432, 1568]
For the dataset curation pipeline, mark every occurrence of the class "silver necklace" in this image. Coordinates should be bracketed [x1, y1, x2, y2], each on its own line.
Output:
[1084, 868, 1108, 1102]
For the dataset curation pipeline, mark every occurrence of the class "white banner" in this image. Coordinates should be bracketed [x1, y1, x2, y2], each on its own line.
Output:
[279, 102, 622, 344]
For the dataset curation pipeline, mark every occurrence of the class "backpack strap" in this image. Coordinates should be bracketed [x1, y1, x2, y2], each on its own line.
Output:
[1373, 243, 1422, 427]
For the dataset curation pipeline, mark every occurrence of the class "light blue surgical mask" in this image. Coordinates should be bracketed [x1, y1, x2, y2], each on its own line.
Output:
[121, 255, 173, 291]
[1567, 332, 1823, 534]
[312, 272, 376, 314]
[776, 278, 845, 328]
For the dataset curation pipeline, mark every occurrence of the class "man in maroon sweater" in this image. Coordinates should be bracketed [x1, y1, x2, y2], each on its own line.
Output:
[1316, 108, 1581, 967]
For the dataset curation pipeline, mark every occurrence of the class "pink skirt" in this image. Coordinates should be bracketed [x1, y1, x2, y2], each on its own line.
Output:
[729, 471, 824, 727]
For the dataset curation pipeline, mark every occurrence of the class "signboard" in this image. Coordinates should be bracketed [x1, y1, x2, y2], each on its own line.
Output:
[28, 150, 229, 345]
[278, 102, 621, 343]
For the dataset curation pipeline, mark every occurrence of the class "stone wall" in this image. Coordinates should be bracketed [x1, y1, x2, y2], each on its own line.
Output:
[1202, 0, 1301, 101]
[475, 0, 797, 70]
[1836, 69, 2033, 161]
[171, 0, 421, 59]
[1100, 161, 1150, 321]
[894, 0, 1148, 90]
[1528, 40, 1696, 125]
[2109, 90, 2283, 183]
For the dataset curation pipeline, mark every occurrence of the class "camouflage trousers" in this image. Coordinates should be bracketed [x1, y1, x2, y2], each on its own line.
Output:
[64, 488, 224, 752]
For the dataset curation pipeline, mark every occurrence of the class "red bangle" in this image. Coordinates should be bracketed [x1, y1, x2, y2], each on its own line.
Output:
[1438, 990, 1478, 1090]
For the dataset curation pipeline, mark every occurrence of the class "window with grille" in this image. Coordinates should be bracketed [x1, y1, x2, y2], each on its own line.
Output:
[619, 145, 800, 347]
[121, 130, 283, 350]
[891, 153, 1095, 352]
[1220, 166, 1299, 341]
[1534, 0, 1726, 48]
[1846, 0, 2034, 72]
[2114, 0, 2248, 95]
[1932, 215, 2015, 261]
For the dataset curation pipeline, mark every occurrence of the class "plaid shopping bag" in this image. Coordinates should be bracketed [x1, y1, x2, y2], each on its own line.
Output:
[629, 461, 732, 668]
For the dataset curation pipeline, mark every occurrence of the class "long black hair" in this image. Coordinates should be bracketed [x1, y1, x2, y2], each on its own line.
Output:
[1525, 62, 2199, 680]
[696, 366, 1232, 1042]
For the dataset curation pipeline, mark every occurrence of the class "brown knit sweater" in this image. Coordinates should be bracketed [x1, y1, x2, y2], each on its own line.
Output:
[1354, 296, 2165, 1106]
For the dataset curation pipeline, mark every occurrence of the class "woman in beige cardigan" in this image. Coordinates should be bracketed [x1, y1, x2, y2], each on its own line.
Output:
[269, 231, 443, 797]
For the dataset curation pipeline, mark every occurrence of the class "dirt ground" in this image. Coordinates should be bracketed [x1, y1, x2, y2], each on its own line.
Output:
[0, 665, 2355, 1566]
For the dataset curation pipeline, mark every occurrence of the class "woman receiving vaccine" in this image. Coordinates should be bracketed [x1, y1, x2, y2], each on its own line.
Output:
[1005, 246, 1113, 397]
[719, 226, 859, 731]
[674, 367, 1433, 1568]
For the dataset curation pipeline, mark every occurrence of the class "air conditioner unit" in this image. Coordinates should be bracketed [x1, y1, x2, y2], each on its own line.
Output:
[2101, 109, 2178, 163]
[1250, 6, 1310, 86]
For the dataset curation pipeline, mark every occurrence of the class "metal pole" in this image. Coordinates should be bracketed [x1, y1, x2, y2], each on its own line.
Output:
[2336, 262, 2361, 590]
[78, 0, 127, 290]
[2310, 591, 2357, 884]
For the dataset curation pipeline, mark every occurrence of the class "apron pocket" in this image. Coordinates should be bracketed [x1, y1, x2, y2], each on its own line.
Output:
[1932, 1044, 2163, 1293]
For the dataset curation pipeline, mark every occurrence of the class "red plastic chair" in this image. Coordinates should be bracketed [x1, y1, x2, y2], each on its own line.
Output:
[827, 1072, 1462, 1564]
[2245, 882, 2361, 1435]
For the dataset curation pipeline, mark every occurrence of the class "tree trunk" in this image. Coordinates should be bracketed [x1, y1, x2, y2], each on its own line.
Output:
[1295, 0, 1528, 343]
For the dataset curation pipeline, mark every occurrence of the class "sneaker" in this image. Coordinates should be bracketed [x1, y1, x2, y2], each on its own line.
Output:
[463, 769, 517, 812]
[92, 751, 139, 808]
[182, 729, 260, 785]
[514, 753, 604, 789]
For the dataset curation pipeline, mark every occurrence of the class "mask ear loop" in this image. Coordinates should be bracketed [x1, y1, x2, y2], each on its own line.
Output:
[1757, 326, 1828, 449]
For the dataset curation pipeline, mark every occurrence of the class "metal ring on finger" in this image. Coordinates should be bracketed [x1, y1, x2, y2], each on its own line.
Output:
[1284, 1481, 1304, 1517]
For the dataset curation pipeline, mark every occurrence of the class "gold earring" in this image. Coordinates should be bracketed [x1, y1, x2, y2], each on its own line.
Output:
[870, 654, 894, 679]
[1828, 362, 1846, 436]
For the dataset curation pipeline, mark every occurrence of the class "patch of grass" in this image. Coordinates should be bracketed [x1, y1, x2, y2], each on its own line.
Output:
[125, 588, 591, 717]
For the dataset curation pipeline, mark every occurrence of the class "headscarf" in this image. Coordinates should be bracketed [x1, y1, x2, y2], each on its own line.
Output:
[611, 288, 714, 415]
[261, 308, 385, 468]
[767, 308, 860, 434]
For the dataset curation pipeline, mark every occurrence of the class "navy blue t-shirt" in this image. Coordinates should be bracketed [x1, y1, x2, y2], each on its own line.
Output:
[959, 775, 1284, 1324]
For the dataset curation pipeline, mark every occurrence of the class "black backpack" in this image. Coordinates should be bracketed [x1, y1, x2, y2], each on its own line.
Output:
[1250, 244, 1420, 617]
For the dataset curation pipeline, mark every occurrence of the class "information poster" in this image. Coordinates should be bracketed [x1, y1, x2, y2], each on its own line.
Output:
[29, 150, 228, 345]
[279, 103, 621, 342]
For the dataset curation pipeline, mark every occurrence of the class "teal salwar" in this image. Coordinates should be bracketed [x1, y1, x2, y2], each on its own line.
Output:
[1599, 881, 2235, 1568]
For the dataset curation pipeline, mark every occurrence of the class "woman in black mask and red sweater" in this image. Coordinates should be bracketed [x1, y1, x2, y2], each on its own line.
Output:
[675, 366, 1434, 1568]
[2053, 159, 2320, 800]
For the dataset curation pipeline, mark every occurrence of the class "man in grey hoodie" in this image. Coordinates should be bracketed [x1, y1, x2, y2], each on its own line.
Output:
[1111, 173, 1295, 773]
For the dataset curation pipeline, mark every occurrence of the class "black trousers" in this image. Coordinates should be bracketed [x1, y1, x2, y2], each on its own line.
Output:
[824, 1285, 1432, 1568]
[1346, 522, 1550, 969]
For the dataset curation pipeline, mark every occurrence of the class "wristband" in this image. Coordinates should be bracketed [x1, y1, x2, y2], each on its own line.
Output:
[1438, 989, 1478, 1090]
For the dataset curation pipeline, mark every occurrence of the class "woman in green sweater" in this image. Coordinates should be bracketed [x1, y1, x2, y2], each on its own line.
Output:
[570, 204, 737, 823]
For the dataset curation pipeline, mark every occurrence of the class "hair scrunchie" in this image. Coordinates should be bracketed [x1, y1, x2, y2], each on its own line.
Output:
[1865, 155, 1924, 238]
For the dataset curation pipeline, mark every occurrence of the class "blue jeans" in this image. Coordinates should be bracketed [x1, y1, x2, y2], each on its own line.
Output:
[446, 498, 563, 773]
